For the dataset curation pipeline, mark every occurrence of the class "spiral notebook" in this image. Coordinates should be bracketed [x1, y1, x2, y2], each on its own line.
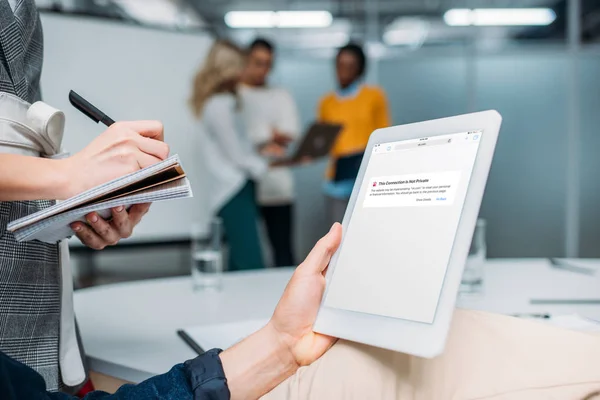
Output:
[7, 155, 193, 243]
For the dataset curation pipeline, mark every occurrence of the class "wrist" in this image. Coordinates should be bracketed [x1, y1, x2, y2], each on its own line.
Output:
[0, 154, 76, 202]
[263, 321, 300, 373]
[219, 322, 299, 399]
[52, 157, 77, 200]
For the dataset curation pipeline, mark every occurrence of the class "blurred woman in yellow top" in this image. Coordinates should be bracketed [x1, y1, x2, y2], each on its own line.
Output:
[318, 43, 391, 224]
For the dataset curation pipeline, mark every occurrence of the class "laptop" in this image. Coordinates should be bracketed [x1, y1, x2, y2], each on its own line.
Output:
[286, 122, 342, 163]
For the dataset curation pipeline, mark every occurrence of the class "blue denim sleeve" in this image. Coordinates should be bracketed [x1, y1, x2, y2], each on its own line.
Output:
[76, 349, 230, 400]
[0, 348, 229, 400]
[183, 349, 230, 399]
[76, 364, 195, 400]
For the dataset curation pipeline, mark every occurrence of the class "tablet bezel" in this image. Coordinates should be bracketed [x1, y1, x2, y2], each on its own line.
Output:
[313, 110, 502, 358]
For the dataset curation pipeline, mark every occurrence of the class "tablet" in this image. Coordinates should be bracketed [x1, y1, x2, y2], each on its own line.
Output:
[288, 122, 342, 162]
[313, 110, 502, 358]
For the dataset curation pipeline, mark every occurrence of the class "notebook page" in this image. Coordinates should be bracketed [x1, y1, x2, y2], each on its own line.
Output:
[14, 177, 192, 243]
[7, 155, 182, 231]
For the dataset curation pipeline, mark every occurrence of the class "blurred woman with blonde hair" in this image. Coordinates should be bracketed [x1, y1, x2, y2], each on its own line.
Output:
[190, 40, 266, 271]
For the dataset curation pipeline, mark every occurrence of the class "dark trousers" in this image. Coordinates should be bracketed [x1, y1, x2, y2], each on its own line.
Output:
[218, 181, 265, 271]
[261, 204, 295, 267]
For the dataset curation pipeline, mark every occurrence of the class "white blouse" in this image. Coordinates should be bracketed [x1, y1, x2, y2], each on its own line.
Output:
[239, 85, 301, 205]
[197, 93, 267, 215]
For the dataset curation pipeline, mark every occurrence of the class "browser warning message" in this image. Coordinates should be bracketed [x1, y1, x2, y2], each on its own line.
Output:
[363, 171, 462, 208]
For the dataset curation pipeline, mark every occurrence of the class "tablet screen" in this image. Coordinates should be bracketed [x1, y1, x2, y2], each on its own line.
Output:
[324, 130, 483, 324]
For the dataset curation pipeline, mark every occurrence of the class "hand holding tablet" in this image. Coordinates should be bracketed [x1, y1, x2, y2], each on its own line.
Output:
[313, 110, 502, 358]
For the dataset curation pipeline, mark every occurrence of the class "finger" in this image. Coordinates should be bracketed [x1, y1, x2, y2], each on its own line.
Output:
[71, 222, 106, 250]
[130, 134, 170, 160]
[85, 212, 120, 246]
[135, 151, 163, 169]
[118, 120, 164, 141]
[300, 223, 342, 274]
[111, 206, 133, 238]
[128, 203, 151, 226]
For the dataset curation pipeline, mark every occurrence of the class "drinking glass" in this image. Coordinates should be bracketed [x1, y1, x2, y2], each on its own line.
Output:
[191, 218, 223, 291]
[460, 219, 486, 294]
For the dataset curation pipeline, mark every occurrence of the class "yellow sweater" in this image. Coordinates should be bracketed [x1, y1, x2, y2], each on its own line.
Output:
[318, 85, 391, 178]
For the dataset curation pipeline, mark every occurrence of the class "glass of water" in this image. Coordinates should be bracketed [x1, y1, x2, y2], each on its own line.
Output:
[191, 218, 223, 291]
[460, 219, 486, 294]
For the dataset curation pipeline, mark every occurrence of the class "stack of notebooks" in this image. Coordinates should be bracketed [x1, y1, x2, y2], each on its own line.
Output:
[8, 155, 193, 243]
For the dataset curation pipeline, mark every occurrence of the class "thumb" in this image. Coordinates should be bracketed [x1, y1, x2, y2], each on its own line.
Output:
[300, 223, 342, 274]
[119, 120, 164, 141]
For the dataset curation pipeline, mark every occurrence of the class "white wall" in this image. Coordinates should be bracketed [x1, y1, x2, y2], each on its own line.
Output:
[40, 14, 213, 241]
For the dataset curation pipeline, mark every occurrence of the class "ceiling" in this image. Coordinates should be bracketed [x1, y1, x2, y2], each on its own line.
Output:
[35, 0, 600, 51]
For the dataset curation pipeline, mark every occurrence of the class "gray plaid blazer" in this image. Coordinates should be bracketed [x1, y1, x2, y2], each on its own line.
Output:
[0, 0, 63, 391]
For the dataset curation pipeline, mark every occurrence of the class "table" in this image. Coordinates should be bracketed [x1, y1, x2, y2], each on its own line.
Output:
[458, 259, 600, 318]
[75, 268, 293, 383]
[74, 259, 600, 383]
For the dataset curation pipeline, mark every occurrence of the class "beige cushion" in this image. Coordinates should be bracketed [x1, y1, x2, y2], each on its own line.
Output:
[264, 309, 600, 400]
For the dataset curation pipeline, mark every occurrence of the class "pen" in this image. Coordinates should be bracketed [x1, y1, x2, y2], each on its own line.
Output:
[512, 313, 551, 319]
[177, 330, 205, 355]
[69, 90, 115, 127]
